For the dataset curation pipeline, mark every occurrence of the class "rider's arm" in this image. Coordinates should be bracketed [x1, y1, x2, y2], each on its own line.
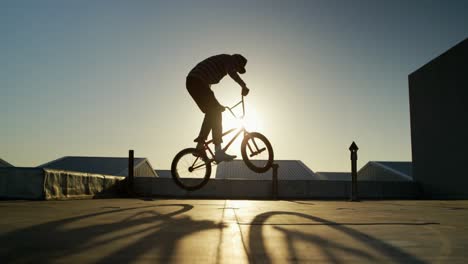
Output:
[228, 71, 247, 88]
[229, 71, 249, 96]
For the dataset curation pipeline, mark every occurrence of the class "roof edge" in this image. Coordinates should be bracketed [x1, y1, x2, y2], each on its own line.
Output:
[316, 171, 350, 174]
[0, 158, 14, 167]
[116, 158, 157, 177]
[296, 160, 316, 175]
[369, 161, 413, 181]
[37, 156, 69, 168]
[409, 37, 468, 77]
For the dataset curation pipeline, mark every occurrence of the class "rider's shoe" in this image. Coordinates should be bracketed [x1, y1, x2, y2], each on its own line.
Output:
[215, 150, 236, 163]
[195, 142, 204, 151]
[193, 142, 207, 160]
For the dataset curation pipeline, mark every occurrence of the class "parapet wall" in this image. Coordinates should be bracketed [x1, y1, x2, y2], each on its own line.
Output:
[1, 168, 422, 200]
[0, 168, 44, 199]
[0, 167, 125, 200]
[43, 169, 125, 200]
[135, 177, 422, 199]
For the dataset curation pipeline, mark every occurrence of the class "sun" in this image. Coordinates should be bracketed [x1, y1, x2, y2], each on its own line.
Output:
[218, 105, 264, 157]
[222, 105, 263, 132]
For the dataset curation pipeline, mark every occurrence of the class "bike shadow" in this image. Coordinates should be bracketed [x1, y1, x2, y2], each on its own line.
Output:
[247, 211, 435, 263]
[0, 203, 225, 263]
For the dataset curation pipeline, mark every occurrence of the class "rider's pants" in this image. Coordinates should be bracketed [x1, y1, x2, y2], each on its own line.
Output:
[186, 76, 224, 145]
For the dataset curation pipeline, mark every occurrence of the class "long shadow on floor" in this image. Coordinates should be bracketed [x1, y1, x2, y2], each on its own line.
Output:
[247, 211, 438, 263]
[0, 203, 225, 263]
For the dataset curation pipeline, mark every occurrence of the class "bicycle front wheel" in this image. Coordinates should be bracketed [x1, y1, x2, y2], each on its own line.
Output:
[241, 132, 274, 173]
[171, 148, 212, 191]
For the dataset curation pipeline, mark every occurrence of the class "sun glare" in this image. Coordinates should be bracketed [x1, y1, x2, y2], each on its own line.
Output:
[223, 106, 263, 132]
[219, 105, 265, 157]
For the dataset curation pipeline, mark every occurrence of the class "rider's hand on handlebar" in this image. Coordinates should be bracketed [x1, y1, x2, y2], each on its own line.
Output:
[218, 105, 227, 112]
[242, 87, 250, 96]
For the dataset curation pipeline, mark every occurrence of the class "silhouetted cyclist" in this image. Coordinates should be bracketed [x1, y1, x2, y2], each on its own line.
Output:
[186, 54, 249, 162]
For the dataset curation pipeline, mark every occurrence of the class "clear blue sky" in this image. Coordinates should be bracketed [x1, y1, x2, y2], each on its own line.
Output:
[2, 0, 467, 171]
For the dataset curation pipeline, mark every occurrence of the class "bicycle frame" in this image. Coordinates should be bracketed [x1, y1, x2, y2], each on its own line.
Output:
[201, 96, 247, 164]
[203, 127, 247, 164]
[188, 96, 267, 170]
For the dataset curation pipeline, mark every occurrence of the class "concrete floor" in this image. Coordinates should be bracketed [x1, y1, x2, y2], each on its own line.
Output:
[1, 199, 468, 263]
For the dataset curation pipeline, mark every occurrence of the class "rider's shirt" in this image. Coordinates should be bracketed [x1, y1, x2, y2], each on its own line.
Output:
[188, 54, 239, 85]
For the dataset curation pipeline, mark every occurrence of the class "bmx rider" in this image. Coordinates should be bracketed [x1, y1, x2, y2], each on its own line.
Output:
[186, 54, 250, 162]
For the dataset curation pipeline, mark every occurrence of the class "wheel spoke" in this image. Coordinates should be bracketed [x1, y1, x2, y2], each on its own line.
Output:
[171, 148, 211, 190]
[252, 137, 261, 151]
[247, 141, 254, 154]
[241, 132, 274, 173]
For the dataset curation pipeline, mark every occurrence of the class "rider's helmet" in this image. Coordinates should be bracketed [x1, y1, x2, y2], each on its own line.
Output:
[232, 54, 247, 74]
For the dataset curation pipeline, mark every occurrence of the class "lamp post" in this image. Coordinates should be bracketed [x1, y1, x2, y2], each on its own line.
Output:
[272, 163, 279, 200]
[349, 142, 359, 201]
[128, 150, 134, 194]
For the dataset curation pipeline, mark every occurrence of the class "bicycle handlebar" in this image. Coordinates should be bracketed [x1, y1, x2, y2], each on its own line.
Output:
[226, 96, 245, 119]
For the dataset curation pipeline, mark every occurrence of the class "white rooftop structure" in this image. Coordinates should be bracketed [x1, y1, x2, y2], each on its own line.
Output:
[358, 161, 413, 181]
[38, 156, 158, 177]
[215, 160, 317, 180]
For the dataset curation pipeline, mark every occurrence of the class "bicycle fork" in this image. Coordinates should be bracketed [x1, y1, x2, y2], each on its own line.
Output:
[246, 137, 266, 157]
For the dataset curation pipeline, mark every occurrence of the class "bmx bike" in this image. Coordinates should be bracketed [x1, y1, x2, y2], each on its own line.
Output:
[171, 96, 274, 191]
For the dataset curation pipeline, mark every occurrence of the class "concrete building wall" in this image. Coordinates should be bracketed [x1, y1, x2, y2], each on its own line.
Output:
[315, 172, 351, 181]
[0, 168, 44, 199]
[155, 170, 171, 178]
[134, 177, 421, 199]
[409, 38, 468, 198]
[216, 160, 317, 180]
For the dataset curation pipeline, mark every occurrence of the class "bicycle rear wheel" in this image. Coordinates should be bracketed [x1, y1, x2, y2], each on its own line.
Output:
[241, 132, 274, 173]
[171, 148, 212, 191]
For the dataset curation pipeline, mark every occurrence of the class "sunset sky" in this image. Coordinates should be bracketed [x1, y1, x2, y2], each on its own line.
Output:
[2, 0, 468, 172]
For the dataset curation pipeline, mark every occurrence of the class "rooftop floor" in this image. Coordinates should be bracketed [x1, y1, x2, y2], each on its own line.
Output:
[1, 199, 468, 263]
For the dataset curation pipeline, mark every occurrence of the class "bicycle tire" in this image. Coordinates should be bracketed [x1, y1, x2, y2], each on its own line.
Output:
[171, 148, 212, 191]
[241, 132, 274, 173]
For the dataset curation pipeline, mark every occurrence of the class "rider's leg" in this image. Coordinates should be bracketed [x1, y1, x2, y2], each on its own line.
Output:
[194, 110, 235, 161]
[211, 109, 236, 162]
[211, 110, 223, 146]
[194, 108, 222, 150]
[186, 76, 234, 161]
[195, 113, 211, 149]
[193, 90, 222, 145]
[186, 76, 211, 150]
